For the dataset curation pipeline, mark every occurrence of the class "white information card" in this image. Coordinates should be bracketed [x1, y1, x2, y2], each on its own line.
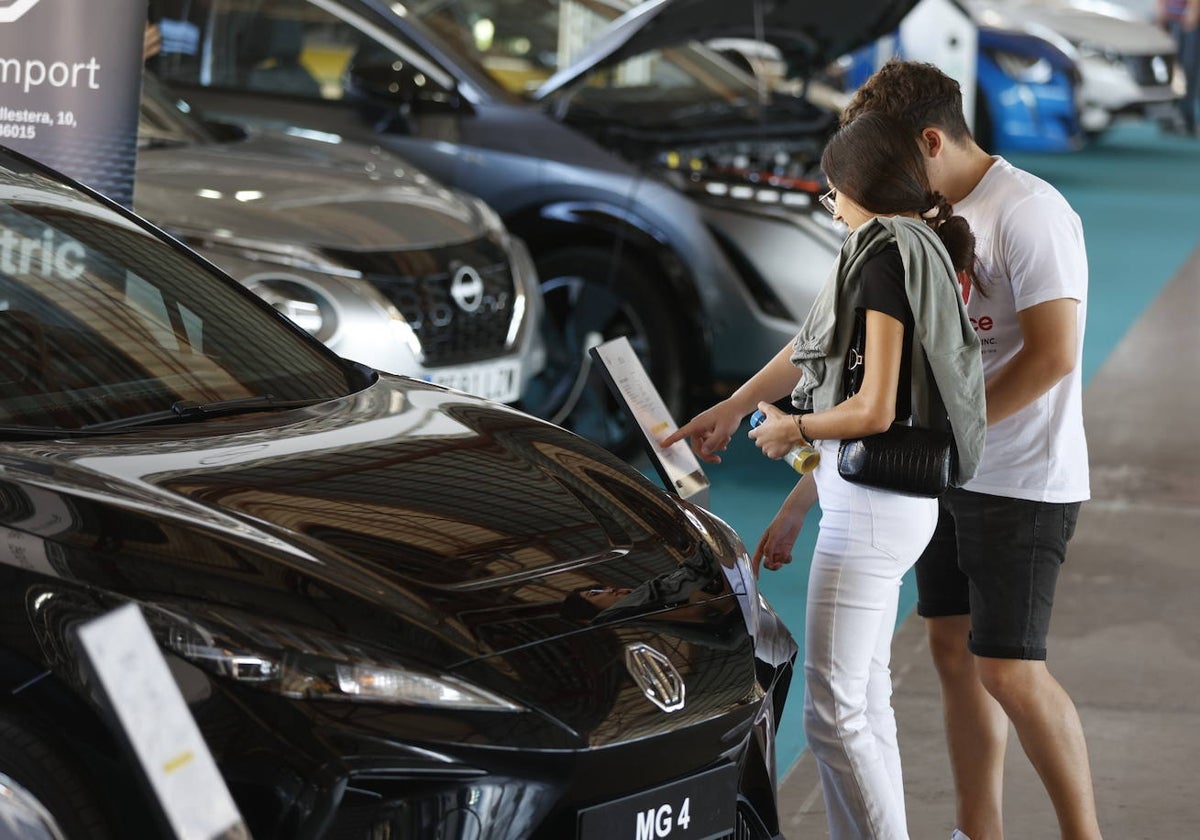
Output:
[76, 604, 249, 840]
[590, 337, 710, 508]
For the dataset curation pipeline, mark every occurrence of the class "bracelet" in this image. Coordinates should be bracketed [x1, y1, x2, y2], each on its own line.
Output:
[796, 412, 816, 446]
[794, 414, 813, 446]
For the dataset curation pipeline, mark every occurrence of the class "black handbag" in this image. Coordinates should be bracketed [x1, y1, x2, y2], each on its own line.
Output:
[836, 313, 956, 498]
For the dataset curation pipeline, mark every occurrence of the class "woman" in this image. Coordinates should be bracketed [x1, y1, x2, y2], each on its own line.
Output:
[664, 111, 986, 840]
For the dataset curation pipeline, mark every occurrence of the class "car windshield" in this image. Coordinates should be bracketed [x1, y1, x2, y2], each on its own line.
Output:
[412, 0, 761, 106]
[138, 72, 219, 147]
[0, 158, 358, 432]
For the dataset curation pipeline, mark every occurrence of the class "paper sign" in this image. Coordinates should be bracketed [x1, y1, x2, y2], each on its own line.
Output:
[590, 337, 710, 508]
[75, 604, 249, 840]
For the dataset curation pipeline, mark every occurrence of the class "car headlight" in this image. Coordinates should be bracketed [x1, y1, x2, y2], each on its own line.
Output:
[1075, 41, 1123, 66]
[144, 605, 525, 712]
[988, 49, 1055, 84]
[244, 274, 339, 343]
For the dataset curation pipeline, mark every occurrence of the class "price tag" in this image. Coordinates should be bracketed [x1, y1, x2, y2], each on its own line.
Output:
[76, 604, 249, 840]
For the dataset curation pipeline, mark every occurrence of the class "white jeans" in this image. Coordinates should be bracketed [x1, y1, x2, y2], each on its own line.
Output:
[802, 440, 938, 840]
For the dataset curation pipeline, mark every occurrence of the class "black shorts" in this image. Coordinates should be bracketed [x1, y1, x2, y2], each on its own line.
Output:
[915, 488, 1081, 660]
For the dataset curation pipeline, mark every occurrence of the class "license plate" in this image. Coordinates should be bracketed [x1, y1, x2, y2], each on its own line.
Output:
[427, 360, 520, 403]
[577, 764, 737, 840]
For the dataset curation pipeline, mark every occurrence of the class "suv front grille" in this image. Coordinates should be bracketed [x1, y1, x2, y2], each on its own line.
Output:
[325, 238, 517, 367]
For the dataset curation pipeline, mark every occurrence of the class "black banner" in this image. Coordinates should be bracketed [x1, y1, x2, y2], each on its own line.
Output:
[0, 0, 146, 206]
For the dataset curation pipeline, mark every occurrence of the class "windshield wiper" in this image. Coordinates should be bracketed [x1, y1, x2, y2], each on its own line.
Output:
[79, 395, 323, 432]
[0, 424, 94, 440]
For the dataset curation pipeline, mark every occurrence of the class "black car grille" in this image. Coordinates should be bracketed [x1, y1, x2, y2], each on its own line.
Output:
[717, 801, 774, 840]
[1123, 54, 1174, 87]
[325, 239, 517, 367]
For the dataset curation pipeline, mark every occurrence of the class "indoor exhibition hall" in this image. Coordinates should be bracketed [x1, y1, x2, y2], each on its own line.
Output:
[0, 1, 1195, 839]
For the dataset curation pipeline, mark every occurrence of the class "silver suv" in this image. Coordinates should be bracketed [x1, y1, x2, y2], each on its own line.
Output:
[136, 73, 544, 404]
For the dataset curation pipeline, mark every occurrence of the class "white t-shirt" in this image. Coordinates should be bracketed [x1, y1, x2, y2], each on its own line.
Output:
[952, 157, 1090, 503]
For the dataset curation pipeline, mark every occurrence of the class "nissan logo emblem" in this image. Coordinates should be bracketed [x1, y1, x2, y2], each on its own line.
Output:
[450, 265, 484, 313]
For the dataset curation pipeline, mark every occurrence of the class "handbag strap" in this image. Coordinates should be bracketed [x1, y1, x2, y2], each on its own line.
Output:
[841, 310, 949, 430]
[842, 310, 867, 403]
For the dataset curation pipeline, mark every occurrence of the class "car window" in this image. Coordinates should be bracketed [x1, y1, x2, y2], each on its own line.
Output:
[0, 183, 356, 430]
[154, 0, 465, 108]
[155, 0, 376, 101]
[138, 73, 218, 146]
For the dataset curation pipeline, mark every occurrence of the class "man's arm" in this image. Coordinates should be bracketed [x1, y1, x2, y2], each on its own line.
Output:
[982, 297, 1079, 425]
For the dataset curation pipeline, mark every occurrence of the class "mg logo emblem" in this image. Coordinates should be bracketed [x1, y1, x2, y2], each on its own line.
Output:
[450, 264, 484, 313]
[0, 0, 43, 23]
[625, 643, 685, 713]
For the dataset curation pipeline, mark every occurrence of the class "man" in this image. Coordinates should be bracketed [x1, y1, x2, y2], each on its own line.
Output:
[841, 60, 1101, 840]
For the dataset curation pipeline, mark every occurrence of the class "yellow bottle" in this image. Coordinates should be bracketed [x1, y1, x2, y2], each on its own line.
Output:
[750, 410, 820, 474]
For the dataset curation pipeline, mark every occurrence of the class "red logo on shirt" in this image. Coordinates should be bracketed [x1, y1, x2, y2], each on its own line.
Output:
[957, 270, 971, 304]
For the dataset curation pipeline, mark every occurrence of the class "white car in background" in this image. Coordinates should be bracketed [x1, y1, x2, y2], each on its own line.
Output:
[966, 0, 1185, 134]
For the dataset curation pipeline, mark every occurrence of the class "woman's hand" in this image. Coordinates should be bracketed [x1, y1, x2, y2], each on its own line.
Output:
[661, 400, 744, 464]
[753, 506, 806, 575]
[747, 401, 802, 460]
[751, 478, 818, 576]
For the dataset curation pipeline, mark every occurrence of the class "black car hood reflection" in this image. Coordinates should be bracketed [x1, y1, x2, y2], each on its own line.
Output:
[6, 376, 743, 665]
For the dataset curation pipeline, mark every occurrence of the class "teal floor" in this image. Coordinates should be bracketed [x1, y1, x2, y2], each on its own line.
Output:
[657, 122, 1200, 774]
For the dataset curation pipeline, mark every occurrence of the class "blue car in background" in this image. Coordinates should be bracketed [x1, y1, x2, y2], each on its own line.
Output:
[841, 24, 1082, 153]
[972, 26, 1083, 152]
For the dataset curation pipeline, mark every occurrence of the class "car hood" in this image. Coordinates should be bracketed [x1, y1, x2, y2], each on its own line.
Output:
[5, 376, 748, 664]
[134, 131, 490, 250]
[965, 0, 1174, 54]
[536, 0, 920, 98]
[4, 376, 768, 740]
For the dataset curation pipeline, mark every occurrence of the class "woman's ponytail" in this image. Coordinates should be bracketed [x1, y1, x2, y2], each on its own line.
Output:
[925, 190, 978, 290]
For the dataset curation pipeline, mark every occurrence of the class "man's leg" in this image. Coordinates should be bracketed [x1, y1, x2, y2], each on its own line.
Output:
[916, 494, 1007, 840]
[955, 493, 1102, 840]
[976, 658, 1101, 840]
[925, 615, 1008, 840]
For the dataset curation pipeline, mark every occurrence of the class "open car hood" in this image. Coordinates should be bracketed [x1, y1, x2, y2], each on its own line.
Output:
[536, 0, 920, 98]
[964, 0, 1174, 55]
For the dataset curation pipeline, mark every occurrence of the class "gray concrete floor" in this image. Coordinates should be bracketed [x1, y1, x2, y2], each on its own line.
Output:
[777, 246, 1200, 839]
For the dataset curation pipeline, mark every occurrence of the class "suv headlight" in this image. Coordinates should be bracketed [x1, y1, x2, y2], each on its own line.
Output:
[244, 274, 339, 343]
[988, 49, 1055, 84]
[144, 605, 525, 712]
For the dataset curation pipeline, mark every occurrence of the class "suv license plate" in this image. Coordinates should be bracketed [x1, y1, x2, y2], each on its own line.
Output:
[428, 360, 519, 403]
[577, 764, 737, 840]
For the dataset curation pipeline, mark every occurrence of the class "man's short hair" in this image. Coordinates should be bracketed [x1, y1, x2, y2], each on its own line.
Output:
[842, 58, 973, 142]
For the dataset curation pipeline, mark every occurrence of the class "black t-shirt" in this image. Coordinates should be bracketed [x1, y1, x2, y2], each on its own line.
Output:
[856, 243, 913, 421]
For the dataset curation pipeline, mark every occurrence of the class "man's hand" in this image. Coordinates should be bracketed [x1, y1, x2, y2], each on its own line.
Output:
[660, 401, 744, 463]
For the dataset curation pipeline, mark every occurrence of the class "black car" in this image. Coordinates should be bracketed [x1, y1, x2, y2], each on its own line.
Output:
[0, 147, 795, 839]
[147, 0, 915, 452]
